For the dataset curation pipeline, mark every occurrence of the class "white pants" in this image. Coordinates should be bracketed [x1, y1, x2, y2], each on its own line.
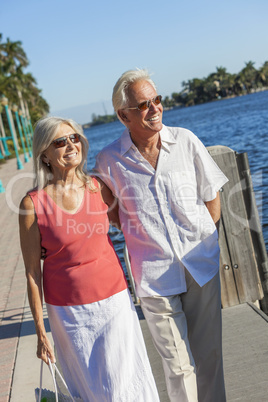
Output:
[140, 271, 226, 402]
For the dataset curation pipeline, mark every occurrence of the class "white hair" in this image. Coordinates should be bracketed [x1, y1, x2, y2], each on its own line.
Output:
[112, 68, 157, 118]
[32, 116, 95, 190]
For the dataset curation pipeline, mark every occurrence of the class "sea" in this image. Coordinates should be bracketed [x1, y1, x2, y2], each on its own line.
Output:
[85, 90, 268, 273]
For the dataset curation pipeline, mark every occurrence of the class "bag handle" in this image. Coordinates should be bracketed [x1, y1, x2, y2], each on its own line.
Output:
[38, 357, 75, 402]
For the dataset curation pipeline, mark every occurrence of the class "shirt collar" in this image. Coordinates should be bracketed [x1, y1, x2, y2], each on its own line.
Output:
[120, 128, 133, 155]
[120, 124, 176, 155]
[160, 124, 177, 152]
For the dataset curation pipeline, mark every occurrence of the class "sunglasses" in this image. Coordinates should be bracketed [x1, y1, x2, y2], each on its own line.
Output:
[124, 95, 162, 111]
[51, 133, 81, 148]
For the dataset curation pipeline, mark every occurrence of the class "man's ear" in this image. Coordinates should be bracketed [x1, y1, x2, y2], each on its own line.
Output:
[118, 110, 130, 123]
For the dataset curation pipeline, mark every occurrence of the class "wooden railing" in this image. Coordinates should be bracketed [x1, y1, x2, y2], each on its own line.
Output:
[124, 146, 268, 315]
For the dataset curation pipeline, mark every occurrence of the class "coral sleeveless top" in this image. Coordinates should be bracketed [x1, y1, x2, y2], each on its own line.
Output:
[28, 179, 127, 306]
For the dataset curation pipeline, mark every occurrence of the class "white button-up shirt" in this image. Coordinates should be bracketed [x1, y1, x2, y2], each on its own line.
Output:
[95, 125, 228, 297]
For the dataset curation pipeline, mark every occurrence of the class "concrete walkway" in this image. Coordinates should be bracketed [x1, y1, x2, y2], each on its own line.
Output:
[1, 157, 268, 402]
[139, 302, 268, 402]
[0, 157, 35, 402]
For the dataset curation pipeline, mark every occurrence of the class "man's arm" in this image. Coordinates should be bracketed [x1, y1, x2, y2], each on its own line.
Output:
[204, 192, 221, 232]
[94, 177, 121, 229]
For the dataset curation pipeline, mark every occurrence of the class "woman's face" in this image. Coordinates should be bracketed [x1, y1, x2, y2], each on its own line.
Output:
[42, 124, 82, 172]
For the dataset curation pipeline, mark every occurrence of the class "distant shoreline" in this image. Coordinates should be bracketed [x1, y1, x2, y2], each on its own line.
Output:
[82, 87, 268, 129]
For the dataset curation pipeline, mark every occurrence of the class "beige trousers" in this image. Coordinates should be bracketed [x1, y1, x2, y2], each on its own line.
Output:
[140, 271, 226, 402]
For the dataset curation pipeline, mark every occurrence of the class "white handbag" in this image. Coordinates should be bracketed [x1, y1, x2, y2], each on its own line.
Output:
[35, 357, 82, 401]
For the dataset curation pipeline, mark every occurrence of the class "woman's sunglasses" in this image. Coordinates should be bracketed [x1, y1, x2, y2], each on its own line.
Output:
[123, 95, 162, 112]
[52, 133, 81, 149]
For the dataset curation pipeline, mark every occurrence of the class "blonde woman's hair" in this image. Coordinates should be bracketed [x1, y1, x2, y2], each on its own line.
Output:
[33, 116, 96, 190]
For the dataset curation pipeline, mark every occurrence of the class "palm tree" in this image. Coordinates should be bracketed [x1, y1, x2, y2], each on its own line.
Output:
[238, 61, 257, 93]
[0, 35, 49, 123]
[214, 67, 232, 97]
[256, 61, 268, 88]
[1, 37, 28, 73]
[181, 78, 206, 105]
[203, 74, 219, 101]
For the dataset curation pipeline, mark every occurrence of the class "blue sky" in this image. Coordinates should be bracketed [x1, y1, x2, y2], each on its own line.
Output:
[1, 0, 268, 124]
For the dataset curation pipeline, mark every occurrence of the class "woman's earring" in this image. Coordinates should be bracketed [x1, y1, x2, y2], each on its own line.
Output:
[47, 162, 50, 167]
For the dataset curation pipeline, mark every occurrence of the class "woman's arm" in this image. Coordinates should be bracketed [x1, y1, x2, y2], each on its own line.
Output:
[94, 177, 121, 229]
[19, 195, 55, 364]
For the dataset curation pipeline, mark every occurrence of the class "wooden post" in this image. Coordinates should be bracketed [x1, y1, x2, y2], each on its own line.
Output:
[207, 146, 266, 309]
[236, 152, 268, 313]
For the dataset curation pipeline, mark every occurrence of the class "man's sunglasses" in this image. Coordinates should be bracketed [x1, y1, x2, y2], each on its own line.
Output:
[52, 133, 81, 149]
[123, 95, 162, 112]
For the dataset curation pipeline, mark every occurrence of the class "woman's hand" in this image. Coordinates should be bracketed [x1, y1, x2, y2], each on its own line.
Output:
[37, 333, 56, 364]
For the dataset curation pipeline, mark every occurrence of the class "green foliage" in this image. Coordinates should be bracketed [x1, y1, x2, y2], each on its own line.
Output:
[162, 61, 268, 109]
[87, 61, 268, 125]
[89, 113, 118, 127]
[0, 33, 49, 124]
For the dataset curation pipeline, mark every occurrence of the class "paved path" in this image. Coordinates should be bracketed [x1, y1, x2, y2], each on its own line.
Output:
[222, 303, 268, 401]
[1, 157, 268, 401]
[139, 302, 268, 402]
[0, 157, 56, 402]
[0, 157, 34, 402]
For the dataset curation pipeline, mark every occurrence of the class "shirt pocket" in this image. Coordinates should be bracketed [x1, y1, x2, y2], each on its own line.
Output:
[168, 171, 197, 213]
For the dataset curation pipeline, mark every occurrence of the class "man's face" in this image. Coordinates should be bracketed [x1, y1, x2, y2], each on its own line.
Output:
[121, 80, 163, 139]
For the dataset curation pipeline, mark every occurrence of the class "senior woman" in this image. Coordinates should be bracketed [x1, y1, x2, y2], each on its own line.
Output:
[19, 116, 159, 401]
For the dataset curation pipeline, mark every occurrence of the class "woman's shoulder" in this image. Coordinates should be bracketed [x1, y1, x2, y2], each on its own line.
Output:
[19, 193, 36, 217]
[20, 186, 44, 212]
[86, 176, 100, 192]
[26, 186, 40, 197]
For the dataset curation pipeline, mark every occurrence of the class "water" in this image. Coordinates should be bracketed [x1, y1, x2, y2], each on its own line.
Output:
[85, 91, 268, 271]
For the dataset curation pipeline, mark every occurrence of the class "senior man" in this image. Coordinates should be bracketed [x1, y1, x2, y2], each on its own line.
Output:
[95, 69, 228, 402]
